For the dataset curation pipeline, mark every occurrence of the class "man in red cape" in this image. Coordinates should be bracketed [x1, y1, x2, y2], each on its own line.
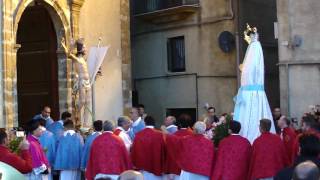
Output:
[167, 121, 214, 180]
[291, 114, 320, 163]
[164, 114, 194, 180]
[277, 116, 297, 164]
[212, 120, 251, 180]
[86, 120, 131, 180]
[249, 119, 289, 180]
[0, 130, 32, 174]
[131, 116, 166, 180]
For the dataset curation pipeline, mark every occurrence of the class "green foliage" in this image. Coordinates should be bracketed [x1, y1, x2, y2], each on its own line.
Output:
[8, 137, 23, 154]
[213, 115, 232, 146]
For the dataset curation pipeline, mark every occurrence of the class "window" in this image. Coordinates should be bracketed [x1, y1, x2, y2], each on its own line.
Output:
[167, 36, 186, 72]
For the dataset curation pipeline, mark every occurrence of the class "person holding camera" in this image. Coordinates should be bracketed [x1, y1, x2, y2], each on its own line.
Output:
[0, 129, 33, 174]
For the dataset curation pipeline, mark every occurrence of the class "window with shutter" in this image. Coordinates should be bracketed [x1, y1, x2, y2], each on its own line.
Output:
[167, 36, 186, 72]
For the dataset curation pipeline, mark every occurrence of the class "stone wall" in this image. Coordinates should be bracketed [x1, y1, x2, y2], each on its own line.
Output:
[79, 0, 132, 121]
[132, 0, 237, 123]
[277, 0, 320, 118]
[0, 1, 4, 128]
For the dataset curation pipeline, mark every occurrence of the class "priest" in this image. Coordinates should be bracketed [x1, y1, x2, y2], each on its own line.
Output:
[131, 116, 166, 180]
[173, 114, 194, 136]
[167, 121, 214, 180]
[128, 107, 145, 140]
[85, 120, 131, 180]
[291, 115, 320, 163]
[47, 111, 72, 143]
[33, 106, 54, 128]
[249, 119, 289, 180]
[277, 116, 297, 164]
[162, 116, 178, 134]
[38, 118, 56, 173]
[81, 120, 103, 170]
[212, 120, 251, 180]
[164, 114, 193, 180]
[114, 116, 132, 152]
[25, 120, 50, 179]
[54, 120, 84, 180]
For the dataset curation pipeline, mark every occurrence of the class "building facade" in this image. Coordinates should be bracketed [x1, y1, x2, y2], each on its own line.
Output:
[277, 0, 320, 119]
[131, 0, 238, 125]
[0, 0, 131, 128]
[132, 0, 320, 124]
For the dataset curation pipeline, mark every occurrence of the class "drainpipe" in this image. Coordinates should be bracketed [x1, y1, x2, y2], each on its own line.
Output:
[286, 63, 290, 117]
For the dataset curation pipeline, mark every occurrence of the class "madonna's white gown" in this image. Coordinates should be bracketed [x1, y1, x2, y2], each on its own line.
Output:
[233, 33, 275, 144]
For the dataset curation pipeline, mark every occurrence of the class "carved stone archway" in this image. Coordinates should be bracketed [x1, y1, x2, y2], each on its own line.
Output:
[1, 0, 80, 128]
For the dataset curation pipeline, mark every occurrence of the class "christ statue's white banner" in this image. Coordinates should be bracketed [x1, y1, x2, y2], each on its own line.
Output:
[87, 46, 110, 84]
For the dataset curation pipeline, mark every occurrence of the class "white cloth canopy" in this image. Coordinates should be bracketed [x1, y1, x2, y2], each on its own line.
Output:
[233, 33, 275, 144]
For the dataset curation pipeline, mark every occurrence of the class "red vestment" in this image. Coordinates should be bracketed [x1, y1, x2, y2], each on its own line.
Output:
[291, 130, 320, 163]
[0, 145, 32, 174]
[278, 127, 297, 164]
[174, 128, 193, 137]
[167, 134, 215, 177]
[114, 129, 121, 136]
[165, 128, 193, 175]
[212, 135, 251, 180]
[85, 132, 131, 180]
[131, 128, 166, 176]
[249, 132, 289, 179]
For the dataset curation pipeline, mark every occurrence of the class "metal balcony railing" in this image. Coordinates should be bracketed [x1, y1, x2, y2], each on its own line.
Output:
[133, 0, 200, 15]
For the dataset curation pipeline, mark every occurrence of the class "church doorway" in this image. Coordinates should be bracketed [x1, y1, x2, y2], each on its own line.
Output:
[16, 4, 60, 127]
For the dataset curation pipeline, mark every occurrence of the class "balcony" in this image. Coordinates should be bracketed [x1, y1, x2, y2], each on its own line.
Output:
[133, 0, 200, 23]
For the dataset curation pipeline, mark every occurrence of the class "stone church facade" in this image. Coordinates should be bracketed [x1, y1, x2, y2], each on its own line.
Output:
[0, 0, 132, 128]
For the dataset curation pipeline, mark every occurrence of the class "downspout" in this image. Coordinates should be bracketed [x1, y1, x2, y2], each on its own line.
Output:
[286, 63, 290, 117]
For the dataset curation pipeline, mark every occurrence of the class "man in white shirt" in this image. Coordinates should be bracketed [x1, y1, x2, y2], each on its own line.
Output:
[114, 116, 132, 152]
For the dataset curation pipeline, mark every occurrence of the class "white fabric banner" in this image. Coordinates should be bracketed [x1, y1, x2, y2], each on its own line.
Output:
[87, 46, 110, 84]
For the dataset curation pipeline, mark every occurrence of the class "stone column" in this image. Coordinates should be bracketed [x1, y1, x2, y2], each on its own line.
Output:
[2, 0, 17, 128]
[69, 0, 85, 40]
[120, 0, 132, 115]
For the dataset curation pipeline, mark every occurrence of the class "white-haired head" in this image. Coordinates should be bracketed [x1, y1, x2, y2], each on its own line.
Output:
[194, 121, 206, 135]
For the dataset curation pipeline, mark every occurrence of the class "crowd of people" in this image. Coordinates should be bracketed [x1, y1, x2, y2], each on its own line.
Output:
[0, 104, 320, 180]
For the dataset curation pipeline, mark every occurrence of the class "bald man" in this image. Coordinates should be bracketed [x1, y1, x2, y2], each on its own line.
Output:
[166, 121, 215, 180]
[293, 161, 320, 180]
[119, 170, 144, 180]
